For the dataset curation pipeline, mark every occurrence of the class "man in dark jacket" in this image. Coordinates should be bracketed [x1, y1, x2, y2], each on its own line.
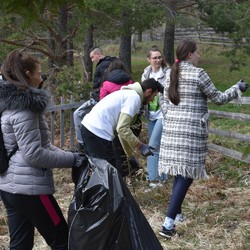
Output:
[74, 48, 116, 151]
[89, 47, 117, 101]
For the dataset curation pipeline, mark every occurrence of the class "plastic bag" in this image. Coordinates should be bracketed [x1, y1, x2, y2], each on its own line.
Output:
[68, 157, 163, 250]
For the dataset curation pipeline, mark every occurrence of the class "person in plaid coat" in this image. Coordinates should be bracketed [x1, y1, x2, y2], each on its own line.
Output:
[158, 39, 249, 238]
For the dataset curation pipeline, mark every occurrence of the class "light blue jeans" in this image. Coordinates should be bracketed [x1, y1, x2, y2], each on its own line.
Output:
[147, 118, 167, 181]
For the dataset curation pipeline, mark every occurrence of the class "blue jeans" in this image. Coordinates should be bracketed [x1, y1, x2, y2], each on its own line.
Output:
[147, 118, 167, 181]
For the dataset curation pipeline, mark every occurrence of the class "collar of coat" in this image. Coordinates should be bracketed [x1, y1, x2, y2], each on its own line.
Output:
[0, 80, 49, 113]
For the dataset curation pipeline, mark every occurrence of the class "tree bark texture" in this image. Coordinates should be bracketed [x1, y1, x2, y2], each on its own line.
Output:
[83, 25, 95, 82]
[163, 0, 176, 66]
[119, 12, 132, 73]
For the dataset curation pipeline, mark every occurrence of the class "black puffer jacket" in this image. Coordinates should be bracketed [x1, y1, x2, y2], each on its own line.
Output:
[92, 56, 117, 89]
[0, 81, 75, 195]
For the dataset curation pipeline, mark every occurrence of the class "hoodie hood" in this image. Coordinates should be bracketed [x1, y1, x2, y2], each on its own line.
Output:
[106, 69, 131, 84]
[121, 82, 143, 103]
[0, 80, 49, 113]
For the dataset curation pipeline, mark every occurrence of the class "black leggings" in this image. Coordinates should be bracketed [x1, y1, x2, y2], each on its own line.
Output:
[166, 175, 193, 219]
[0, 190, 68, 250]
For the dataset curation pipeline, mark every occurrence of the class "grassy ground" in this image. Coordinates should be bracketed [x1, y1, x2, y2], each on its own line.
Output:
[0, 42, 250, 249]
[1, 152, 248, 250]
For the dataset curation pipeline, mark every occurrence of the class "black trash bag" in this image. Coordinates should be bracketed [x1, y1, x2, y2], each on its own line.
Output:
[68, 157, 163, 250]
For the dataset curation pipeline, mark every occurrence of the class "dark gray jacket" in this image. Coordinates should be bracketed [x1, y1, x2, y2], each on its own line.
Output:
[0, 81, 75, 195]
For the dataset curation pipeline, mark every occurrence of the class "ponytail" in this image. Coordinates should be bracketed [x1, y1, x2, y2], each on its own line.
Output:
[168, 61, 180, 105]
[167, 39, 197, 105]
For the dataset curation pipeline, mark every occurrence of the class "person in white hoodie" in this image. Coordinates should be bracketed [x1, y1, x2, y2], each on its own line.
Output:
[81, 79, 163, 170]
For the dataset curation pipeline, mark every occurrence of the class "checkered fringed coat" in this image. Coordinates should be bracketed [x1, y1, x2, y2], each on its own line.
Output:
[158, 61, 241, 180]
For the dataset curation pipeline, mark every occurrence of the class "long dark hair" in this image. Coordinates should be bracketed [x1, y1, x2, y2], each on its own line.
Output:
[101, 59, 130, 84]
[1, 49, 40, 90]
[168, 40, 197, 105]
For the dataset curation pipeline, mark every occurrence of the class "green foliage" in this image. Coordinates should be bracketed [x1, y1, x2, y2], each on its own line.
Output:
[210, 157, 248, 184]
[198, 1, 238, 33]
[54, 65, 91, 101]
[198, 0, 250, 70]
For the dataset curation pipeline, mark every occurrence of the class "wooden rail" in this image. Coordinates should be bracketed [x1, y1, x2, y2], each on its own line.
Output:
[46, 96, 85, 149]
[208, 97, 250, 163]
[46, 96, 250, 163]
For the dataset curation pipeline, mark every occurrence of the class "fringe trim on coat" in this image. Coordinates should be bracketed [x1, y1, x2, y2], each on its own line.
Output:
[158, 165, 209, 180]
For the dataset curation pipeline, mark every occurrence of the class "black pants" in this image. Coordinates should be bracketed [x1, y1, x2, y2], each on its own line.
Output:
[0, 190, 68, 250]
[81, 125, 117, 168]
[112, 135, 127, 177]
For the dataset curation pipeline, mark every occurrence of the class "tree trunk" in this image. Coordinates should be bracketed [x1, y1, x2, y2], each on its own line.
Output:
[131, 33, 136, 52]
[82, 25, 94, 82]
[119, 34, 132, 73]
[138, 31, 142, 42]
[163, 0, 176, 66]
[119, 12, 132, 73]
[58, 6, 72, 67]
[48, 31, 55, 70]
[67, 38, 74, 67]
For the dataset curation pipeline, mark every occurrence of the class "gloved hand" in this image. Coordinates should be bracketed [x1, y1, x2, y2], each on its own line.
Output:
[236, 79, 249, 92]
[73, 153, 86, 168]
[72, 153, 87, 187]
[139, 144, 154, 157]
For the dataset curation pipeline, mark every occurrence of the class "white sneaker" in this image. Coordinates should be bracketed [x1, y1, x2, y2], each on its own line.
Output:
[144, 182, 163, 193]
[156, 182, 163, 187]
[148, 182, 158, 189]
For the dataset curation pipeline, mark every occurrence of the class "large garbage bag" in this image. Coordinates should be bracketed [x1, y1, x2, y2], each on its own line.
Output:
[68, 157, 163, 250]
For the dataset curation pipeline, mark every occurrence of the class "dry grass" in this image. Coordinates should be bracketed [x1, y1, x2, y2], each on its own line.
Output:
[0, 151, 249, 250]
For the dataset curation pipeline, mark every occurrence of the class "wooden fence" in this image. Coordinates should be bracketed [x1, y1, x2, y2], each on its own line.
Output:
[208, 97, 250, 163]
[46, 96, 84, 150]
[144, 26, 247, 47]
[46, 96, 250, 163]
[174, 27, 236, 46]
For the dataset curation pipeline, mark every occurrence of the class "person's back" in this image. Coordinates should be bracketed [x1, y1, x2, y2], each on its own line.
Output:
[83, 85, 141, 141]
[90, 48, 117, 91]
[100, 59, 133, 100]
[158, 39, 249, 239]
[98, 59, 137, 177]
[168, 61, 208, 111]
[80, 79, 163, 174]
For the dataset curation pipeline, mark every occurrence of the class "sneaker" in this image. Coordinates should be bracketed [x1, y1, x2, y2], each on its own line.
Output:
[175, 213, 184, 223]
[144, 182, 163, 193]
[159, 226, 177, 239]
[148, 182, 158, 189]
